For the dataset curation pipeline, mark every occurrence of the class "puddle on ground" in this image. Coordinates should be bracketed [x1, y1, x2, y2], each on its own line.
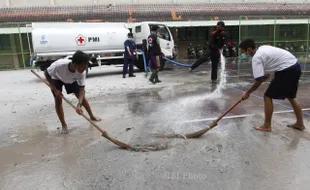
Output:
[129, 142, 171, 152]
[152, 132, 187, 139]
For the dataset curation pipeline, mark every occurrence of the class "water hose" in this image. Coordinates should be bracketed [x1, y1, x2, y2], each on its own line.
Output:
[137, 49, 193, 71]
[137, 49, 150, 75]
[163, 57, 192, 68]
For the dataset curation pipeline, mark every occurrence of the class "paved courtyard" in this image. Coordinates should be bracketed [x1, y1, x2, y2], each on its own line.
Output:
[1, 59, 310, 190]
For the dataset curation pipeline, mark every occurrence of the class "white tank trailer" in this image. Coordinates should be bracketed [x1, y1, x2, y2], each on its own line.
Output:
[30, 22, 176, 73]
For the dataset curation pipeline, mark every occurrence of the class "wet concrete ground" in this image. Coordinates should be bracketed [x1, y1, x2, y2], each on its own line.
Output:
[1, 60, 310, 190]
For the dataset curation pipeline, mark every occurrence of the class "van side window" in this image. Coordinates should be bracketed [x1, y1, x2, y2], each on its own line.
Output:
[150, 24, 171, 41]
[135, 26, 141, 33]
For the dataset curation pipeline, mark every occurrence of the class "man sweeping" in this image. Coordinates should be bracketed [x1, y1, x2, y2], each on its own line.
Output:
[147, 25, 162, 84]
[239, 38, 305, 132]
[44, 50, 101, 134]
[190, 21, 226, 83]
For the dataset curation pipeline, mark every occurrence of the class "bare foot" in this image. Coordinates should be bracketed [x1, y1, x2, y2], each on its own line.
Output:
[287, 123, 305, 131]
[90, 116, 102, 122]
[60, 126, 68, 134]
[254, 124, 272, 132]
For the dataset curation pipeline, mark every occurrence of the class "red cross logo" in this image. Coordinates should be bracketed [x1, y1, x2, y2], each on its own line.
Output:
[76, 34, 86, 46]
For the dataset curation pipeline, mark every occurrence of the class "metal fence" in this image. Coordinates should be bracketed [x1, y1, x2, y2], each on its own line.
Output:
[0, 22, 32, 70]
[238, 15, 310, 81]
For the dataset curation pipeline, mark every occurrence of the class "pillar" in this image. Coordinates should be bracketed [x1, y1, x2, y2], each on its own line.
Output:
[9, 34, 20, 69]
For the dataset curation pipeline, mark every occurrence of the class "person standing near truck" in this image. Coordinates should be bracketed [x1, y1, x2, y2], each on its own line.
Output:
[190, 21, 227, 83]
[44, 50, 101, 134]
[123, 32, 138, 78]
[147, 25, 162, 84]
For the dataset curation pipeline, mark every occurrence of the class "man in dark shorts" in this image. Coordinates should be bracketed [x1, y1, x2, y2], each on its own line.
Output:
[44, 50, 101, 134]
[239, 38, 305, 132]
[190, 21, 227, 83]
[147, 25, 162, 84]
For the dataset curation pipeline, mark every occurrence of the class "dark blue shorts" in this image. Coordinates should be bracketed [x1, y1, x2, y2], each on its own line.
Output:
[51, 80, 80, 98]
[265, 63, 301, 100]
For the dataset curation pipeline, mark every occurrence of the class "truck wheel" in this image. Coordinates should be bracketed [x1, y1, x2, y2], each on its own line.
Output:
[86, 68, 89, 78]
[40, 65, 49, 71]
[135, 56, 145, 71]
[159, 61, 165, 71]
[38, 61, 53, 71]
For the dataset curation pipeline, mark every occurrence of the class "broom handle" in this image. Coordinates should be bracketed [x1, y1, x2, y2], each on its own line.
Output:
[30, 70, 106, 135]
[31, 70, 132, 149]
[214, 99, 242, 124]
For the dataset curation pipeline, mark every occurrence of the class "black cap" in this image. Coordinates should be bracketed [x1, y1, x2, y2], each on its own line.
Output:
[217, 21, 225, 27]
[150, 25, 159, 32]
[127, 32, 133, 37]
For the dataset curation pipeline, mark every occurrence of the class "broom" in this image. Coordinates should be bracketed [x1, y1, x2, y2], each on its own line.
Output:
[185, 99, 242, 138]
[31, 70, 131, 149]
[152, 99, 242, 139]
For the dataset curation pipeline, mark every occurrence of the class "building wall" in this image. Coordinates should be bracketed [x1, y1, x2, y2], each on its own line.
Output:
[0, 0, 7, 7]
[1, 0, 309, 7]
[10, 0, 50, 7]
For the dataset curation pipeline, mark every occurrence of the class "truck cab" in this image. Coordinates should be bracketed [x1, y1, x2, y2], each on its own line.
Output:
[131, 22, 176, 60]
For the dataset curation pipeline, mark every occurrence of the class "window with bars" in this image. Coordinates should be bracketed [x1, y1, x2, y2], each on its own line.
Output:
[178, 26, 239, 41]
[178, 27, 208, 41]
[0, 34, 11, 51]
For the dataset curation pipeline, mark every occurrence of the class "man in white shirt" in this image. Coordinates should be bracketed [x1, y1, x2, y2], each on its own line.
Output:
[44, 50, 101, 134]
[239, 38, 305, 132]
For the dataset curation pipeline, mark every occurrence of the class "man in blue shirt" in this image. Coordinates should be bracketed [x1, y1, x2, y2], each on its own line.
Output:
[123, 32, 138, 78]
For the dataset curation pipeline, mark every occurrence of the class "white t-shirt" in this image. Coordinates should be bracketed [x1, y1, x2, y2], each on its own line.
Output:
[252, 45, 297, 79]
[47, 58, 86, 86]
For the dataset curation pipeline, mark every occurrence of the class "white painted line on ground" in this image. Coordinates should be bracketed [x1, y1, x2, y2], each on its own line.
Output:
[183, 114, 255, 123]
[183, 108, 310, 123]
[274, 108, 310, 114]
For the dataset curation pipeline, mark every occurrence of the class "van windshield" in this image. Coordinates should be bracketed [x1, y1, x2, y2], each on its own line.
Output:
[149, 24, 171, 41]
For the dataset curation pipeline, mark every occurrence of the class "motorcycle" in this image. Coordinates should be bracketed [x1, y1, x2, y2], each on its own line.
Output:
[222, 41, 238, 57]
[195, 44, 205, 58]
[187, 42, 196, 59]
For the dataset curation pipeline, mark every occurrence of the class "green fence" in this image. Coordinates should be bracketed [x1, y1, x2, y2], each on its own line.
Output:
[0, 22, 32, 70]
[238, 15, 310, 80]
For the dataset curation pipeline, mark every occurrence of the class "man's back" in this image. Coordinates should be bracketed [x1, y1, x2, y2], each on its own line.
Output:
[252, 45, 297, 73]
[47, 58, 86, 86]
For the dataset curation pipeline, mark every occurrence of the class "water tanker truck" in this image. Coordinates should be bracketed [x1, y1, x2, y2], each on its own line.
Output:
[30, 22, 176, 75]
